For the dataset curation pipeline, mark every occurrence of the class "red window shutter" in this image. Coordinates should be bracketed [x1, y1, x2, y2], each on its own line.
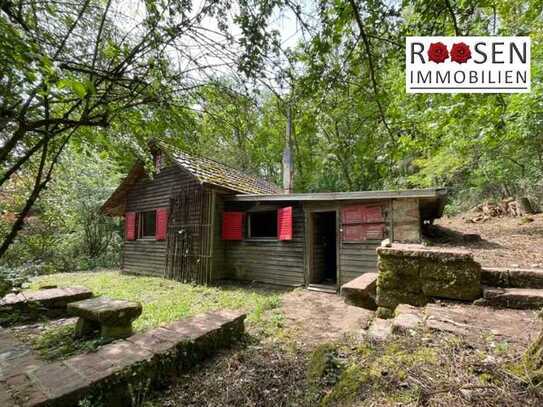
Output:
[222, 212, 244, 240]
[277, 206, 293, 240]
[155, 208, 169, 241]
[342, 224, 364, 241]
[364, 224, 385, 240]
[341, 204, 385, 241]
[364, 206, 384, 223]
[125, 212, 136, 241]
[342, 205, 364, 224]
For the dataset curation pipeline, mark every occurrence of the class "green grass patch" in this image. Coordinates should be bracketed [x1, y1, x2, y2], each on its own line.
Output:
[31, 323, 108, 361]
[30, 270, 283, 333]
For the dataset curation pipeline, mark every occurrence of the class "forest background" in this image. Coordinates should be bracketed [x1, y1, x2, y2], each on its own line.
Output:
[1, 0, 541, 279]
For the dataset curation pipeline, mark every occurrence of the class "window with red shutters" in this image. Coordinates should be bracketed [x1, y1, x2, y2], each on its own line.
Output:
[248, 211, 277, 238]
[138, 210, 156, 238]
[125, 212, 136, 241]
[155, 208, 168, 241]
[277, 206, 293, 240]
[341, 205, 385, 241]
[222, 212, 244, 240]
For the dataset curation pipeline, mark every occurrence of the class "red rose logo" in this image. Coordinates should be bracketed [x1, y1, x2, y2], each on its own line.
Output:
[450, 42, 471, 63]
[427, 42, 449, 63]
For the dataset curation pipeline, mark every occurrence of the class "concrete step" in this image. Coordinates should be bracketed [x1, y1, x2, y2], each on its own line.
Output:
[477, 286, 543, 309]
[307, 283, 337, 294]
[481, 267, 543, 289]
[340, 273, 377, 310]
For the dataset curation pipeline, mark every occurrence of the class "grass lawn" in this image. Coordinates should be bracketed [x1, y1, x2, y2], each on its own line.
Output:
[21, 270, 285, 361]
[30, 270, 284, 332]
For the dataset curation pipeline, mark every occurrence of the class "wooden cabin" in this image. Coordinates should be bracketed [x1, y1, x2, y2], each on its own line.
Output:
[102, 149, 447, 292]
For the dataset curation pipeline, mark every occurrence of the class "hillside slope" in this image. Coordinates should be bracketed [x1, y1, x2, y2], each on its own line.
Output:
[432, 213, 543, 269]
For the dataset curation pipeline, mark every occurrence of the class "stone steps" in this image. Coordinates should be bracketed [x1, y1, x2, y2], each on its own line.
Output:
[481, 267, 543, 289]
[477, 286, 543, 309]
[340, 273, 377, 311]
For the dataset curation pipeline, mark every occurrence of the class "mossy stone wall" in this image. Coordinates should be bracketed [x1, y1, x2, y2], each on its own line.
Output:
[376, 246, 481, 318]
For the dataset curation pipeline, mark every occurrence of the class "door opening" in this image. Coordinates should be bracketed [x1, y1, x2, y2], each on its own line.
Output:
[309, 211, 337, 289]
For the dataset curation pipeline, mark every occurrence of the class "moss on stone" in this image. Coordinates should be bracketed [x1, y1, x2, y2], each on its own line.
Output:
[376, 307, 394, 319]
[319, 338, 439, 406]
[320, 364, 369, 406]
[376, 246, 481, 314]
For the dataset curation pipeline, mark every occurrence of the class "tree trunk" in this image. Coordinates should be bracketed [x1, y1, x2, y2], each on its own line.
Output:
[518, 197, 536, 215]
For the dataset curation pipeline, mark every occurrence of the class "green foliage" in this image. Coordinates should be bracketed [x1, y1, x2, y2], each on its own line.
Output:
[0, 145, 122, 275]
[4, 0, 543, 271]
[192, 0, 543, 208]
[307, 343, 342, 385]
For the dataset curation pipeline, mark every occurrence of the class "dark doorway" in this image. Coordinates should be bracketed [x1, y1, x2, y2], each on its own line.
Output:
[310, 211, 337, 288]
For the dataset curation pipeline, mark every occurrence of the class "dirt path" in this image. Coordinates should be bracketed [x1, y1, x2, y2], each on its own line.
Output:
[423, 302, 540, 349]
[433, 213, 543, 268]
[278, 289, 373, 346]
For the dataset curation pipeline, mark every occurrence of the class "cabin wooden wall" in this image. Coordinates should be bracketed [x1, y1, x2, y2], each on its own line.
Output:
[122, 165, 201, 277]
[303, 200, 393, 287]
[339, 241, 381, 285]
[221, 201, 305, 286]
[210, 190, 226, 281]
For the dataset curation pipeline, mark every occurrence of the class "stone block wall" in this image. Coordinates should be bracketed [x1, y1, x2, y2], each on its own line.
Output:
[391, 198, 420, 243]
[376, 245, 481, 318]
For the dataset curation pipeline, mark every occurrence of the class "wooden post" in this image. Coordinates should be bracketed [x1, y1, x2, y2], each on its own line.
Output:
[282, 105, 293, 194]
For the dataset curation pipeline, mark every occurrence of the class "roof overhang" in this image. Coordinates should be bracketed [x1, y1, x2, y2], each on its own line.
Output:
[225, 188, 447, 202]
[100, 163, 145, 217]
[224, 188, 448, 221]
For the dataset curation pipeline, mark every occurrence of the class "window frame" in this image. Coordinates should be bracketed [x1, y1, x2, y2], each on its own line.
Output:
[137, 210, 157, 239]
[246, 209, 278, 241]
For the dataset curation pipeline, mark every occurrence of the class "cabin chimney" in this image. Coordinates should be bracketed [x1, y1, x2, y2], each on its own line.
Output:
[282, 105, 293, 194]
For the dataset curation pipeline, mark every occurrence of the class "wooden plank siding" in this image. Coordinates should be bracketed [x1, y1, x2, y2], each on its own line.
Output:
[119, 162, 421, 289]
[123, 165, 202, 278]
[210, 190, 226, 281]
[339, 242, 380, 285]
[302, 200, 392, 287]
[222, 202, 305, 286]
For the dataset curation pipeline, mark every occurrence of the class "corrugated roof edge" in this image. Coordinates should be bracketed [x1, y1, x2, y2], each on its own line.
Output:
[225, 188, 448, 202]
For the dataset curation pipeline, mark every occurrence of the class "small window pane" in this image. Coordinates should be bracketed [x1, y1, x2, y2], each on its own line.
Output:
[249, 211, 277, 238]
[140, 211, 156, 238]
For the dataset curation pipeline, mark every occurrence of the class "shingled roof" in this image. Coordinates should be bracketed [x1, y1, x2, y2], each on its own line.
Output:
[101, 150, 280, 216]
[172, 151, 280, 195]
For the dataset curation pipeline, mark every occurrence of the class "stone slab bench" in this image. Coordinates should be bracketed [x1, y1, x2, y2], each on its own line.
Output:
[0, 310, 246, 407]
[0, 288, 93, 322]
[340, 273, 377, 310]
[67, 297, 142, 339]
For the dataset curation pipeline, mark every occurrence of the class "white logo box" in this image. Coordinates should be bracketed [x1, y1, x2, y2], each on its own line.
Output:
[406, 36, 531, 94]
